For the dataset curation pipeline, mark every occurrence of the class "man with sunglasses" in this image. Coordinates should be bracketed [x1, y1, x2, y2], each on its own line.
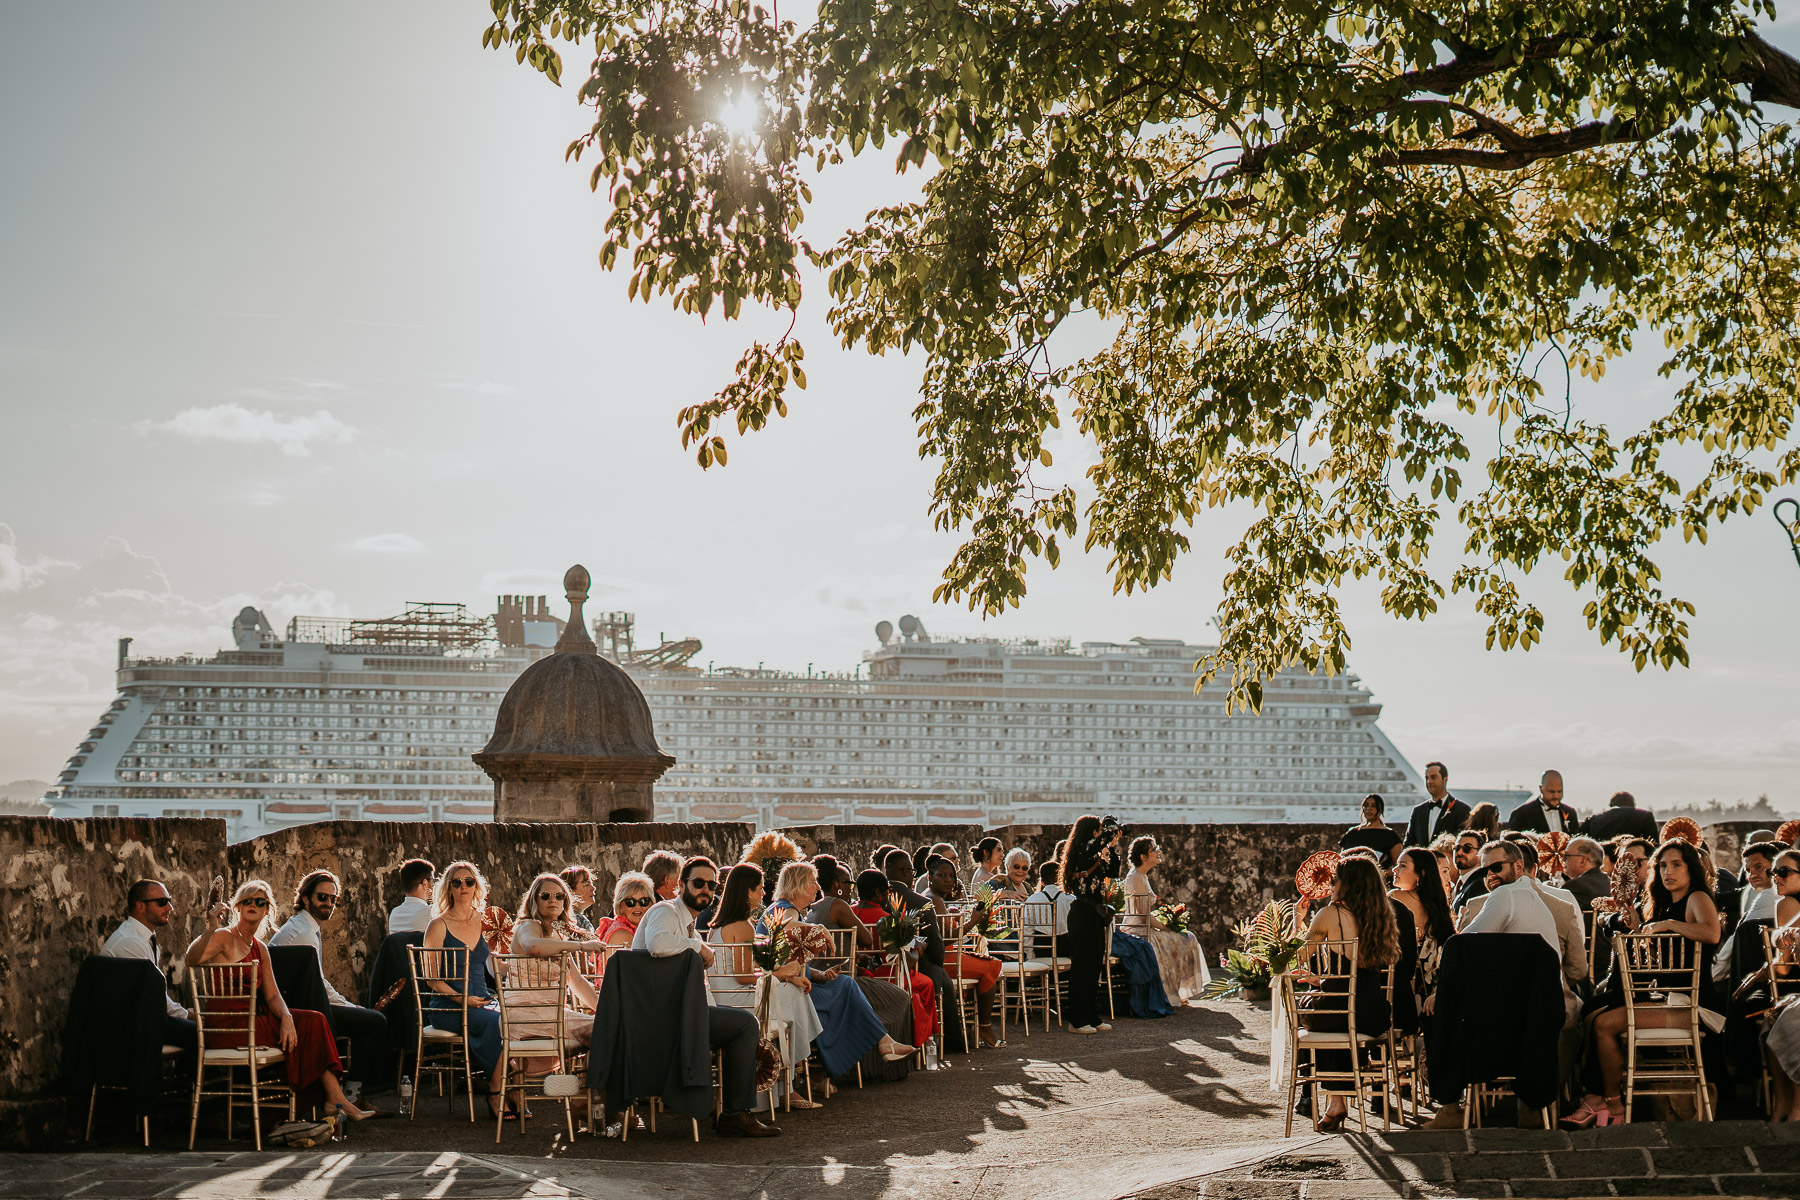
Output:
[100, 879, 197, 1054]
[271, 869, 390, 1093]
[632, 856, 778, 1137]
[1448, 831, 1489, 910]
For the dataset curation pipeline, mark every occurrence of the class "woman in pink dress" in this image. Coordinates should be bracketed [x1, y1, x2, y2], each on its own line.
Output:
[183, 879, 382, 1120]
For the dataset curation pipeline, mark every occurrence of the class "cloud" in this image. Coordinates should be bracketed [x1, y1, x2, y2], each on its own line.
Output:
[344, 533, 426, 555]
[136, 403, 357, 457]
[436, 380, 517, 398]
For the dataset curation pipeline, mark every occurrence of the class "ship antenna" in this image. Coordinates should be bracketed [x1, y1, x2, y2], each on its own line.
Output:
[554, 565, 598, 655]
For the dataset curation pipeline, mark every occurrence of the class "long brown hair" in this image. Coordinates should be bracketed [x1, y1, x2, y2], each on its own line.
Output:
[515, 871, 578, 936]
[1332, 857, 1400, 968]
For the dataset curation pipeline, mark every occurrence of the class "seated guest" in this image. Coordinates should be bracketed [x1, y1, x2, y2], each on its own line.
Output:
[870, 844, 900, 872]
[708, 860, 822, 1107]
[421, 862, 507, 1118]
[884, 848, 962, 1049]
[1294, 856, 1399, 1131]
[1582, 790, 1659, 841]
[1448, 830, 1488, 910]
[969, 837, 1004, 889]
[1459, 839, 1587, 1001]
[1427, 835, 1456, 894]
[1566, 838, 1721, 1128]
[1561, 838, 1610, 912]
[1390, 848, 1455, 1016]
[1508, 770, 1580, 835]
[642, 851, 683, 903]
[1740, 841, 1783, 926]
[1025, 862, 1074, 958]
[910, 845, 933, 890]
[923, 855, 1004, 1046]
[1120, 836, 1210, 1004]
[764, 863, 912, 1078]
[559, 865, 597, 931]
[633, 856, 778, 1137]
[593, 872, 656, 949]
[185, 880, 379, 1121]
[917, 842, 961, 894]
[506, 872, 604, 1061]
[270, 869, 391, 1092]
[992, 849, 1034, 902]
[387, 859, 435, 935]
[1464, 802, 1501, 845]
[849, 867, 936, 1045]
[1759, 849, 1800, 1119]
[100, 879, 197, 1055]
[1745, 831, 1779, 884]
[1339, 793, 1403, 864]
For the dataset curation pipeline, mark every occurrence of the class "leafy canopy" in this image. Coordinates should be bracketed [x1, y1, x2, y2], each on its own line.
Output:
[486, 0, 1800, 708]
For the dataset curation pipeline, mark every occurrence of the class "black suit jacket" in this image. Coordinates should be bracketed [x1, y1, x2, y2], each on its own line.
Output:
[1563, 868, 1609, 913]
[1406, 796, 1471, 846]
[1507, 798, 1581, 835]
[587, 948, 713, 1121]
[1582, 805, 1659, 841]
[59, 956, 169, 1116]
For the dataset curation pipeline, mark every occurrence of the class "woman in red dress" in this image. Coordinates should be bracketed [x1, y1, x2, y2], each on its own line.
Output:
[183, 879, 381, 1120]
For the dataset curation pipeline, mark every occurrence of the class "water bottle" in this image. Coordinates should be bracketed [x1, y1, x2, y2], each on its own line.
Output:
[398, 1075, 413, 1117]
[327, 1102, 346, 1143]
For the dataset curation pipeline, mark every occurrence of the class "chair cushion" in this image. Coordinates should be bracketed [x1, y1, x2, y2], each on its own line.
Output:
[1630, 1027, 1701, 1044]
[1294, 1029, 1373, 1046]
[202, 1047, 286, 1065]
[420, 1026, 462, 1041]
[1028, 957, 1073, 969]
[999, 961, 1050, 976]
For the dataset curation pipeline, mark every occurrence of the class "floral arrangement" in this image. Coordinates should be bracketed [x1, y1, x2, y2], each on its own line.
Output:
[1660, 816, 1703, 847]
[1153, 903, 1191, 935]
[1592, 851, 1645, 916]
[1536, 831, 1571, 878]
[874, 892, 919, 955]
[750, 909, 793, 972]
[1201, 899, 1306, 1000]
[1778, 819, 1800, 847]
[1103, 880, 1125, 912]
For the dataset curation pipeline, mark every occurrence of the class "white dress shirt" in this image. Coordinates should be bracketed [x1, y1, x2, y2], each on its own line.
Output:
[267, 909, 351, 1007]
[632, 897, 713, 1004]
[387, 895, 434, 936]
[99, 916, 189, 1020]
[1462, 877, 1561, 958]
[1024, 885, 1073, 936]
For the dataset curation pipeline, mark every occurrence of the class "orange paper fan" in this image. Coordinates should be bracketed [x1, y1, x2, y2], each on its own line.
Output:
[1536, 831, 1571, 876]
[1777, 819, 1800, 847]
[1295, 851, 1341, 901]
[1660, 816, 1703, 847]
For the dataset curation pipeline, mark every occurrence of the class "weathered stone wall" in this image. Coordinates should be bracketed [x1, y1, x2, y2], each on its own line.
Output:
[779, 824, 986, 877]
[229, 821, 755, 997]
[0, 817, 228, 1104]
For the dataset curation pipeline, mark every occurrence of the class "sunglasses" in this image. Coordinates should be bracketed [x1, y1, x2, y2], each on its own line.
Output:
[448, 878, 478, 890]
[1484, 862, 1510, 875]
[145, 897, 173, 908]
[313, 894, 339, 905]
[239, 897, 271, 908]
[536, 891, 567, 903]
[619, 897, 652, 908]
[1772, 867, 1800, 880]
[687, 878, 718, 892]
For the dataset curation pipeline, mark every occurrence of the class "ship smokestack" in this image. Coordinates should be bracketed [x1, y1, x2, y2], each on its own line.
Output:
[117, 637, 132, 670]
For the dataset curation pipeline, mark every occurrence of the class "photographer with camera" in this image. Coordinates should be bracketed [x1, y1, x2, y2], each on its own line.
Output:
[1059, 814, 1125, 1034]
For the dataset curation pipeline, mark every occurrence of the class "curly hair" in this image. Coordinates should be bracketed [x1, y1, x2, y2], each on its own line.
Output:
[1330, 858, 1401, 968]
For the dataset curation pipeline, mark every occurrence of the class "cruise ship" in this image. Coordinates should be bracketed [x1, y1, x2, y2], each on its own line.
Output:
[46, 596, 1423, 838]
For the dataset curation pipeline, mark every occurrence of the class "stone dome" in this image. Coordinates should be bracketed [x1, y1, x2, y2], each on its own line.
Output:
[474, 565, 674, 765]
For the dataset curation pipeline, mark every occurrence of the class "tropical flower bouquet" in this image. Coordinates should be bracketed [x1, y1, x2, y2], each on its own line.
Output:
[874, 892, 919, 955]
[1152, 902, 1191, 935]
[1201, 899, 1307, 1002]
[751, 910, 793, 972]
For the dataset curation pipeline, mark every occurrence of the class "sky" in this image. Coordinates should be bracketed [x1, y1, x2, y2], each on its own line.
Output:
[3, 4, 1798, 815]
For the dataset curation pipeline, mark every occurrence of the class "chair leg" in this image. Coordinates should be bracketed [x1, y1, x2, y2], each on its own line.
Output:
[247, 1066, 263, 1154]
[188, 1066, 202, 1150]
[86, 1085, 99, 1142]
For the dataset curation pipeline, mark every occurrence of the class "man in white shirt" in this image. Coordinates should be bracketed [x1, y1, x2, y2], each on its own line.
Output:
[270, 869, 389, 1089]
[632, 856, 776, 1138]
[1025, 861, 1075, 959]
[99, 879, 196, 1053]
[1461, 839, 1588, 1000]
[387, 858, 435, 935]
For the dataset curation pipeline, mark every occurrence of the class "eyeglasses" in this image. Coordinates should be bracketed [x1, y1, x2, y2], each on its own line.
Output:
[1484, 862, 1510, 876]
[619, 897, 652, 908]
[448, 878, 478, 890]
[1773, 867, 1800, 880]
[687, 878, 718, 892]
[145, 897, 172, 908]
[536, 891, 567, 903]
[313, 893, 338, 905]
[239, 897, 271, 908]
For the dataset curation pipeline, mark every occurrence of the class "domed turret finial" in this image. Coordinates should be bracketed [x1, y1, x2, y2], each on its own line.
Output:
[554, 564, 598, 654]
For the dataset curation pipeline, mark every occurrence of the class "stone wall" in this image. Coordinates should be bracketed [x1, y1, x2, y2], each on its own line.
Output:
[0, 817, 229, 1107]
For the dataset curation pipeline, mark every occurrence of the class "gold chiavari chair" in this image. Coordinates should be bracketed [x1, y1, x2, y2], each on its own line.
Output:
[492, 951, 590, 1144]
[824, 927, 871, 1086]
[1758, 924, 1798, 1113]
[406, 943, 478, 1122]
[935, 909, 983, 1055]
[705, 938, 795, 1113]
[1022, 899, 1071, 1028]
[1615, 931, 1712, 1122]
[1279, 937, 1382, 1137]
[988, 899, 1052, 1036]
[187, 961, 295, 1151]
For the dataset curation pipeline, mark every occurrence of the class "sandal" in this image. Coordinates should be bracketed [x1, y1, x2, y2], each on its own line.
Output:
[1558, 1101, 1603, 1129]
[1596, 1096, 1623, 1127]
[1314, 1109, 1347, 1132]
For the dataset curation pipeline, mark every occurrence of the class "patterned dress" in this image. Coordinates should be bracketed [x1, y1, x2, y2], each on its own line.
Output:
[1120, 868, 1210, 1002]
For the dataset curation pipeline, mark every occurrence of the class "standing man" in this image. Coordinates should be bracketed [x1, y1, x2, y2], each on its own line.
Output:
[270, 869, 390, 1093]
[1581, 791, 1659, 841]
[1509, 770, 1581, 835]
[99, 879, 198, 1058]
[386, 858, 435, 935]
[1405, 761, 1471, 846]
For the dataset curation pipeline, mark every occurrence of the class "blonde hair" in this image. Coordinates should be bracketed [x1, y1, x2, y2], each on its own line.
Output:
[230, 879, 276, 938]
[515, 871, 578, 936]
[775, 860, 819, 906]
[433, 860, 490, 915]
[612, 870, 654, 910]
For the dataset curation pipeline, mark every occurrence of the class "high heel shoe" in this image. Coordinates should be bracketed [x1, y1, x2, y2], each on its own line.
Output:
[1595, 1096, 1623, 1127]
[1314, 1109, 1347, 1133]
[1558, 1101, 1602, 1129]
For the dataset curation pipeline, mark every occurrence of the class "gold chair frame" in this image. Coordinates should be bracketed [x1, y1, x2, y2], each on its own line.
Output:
[988, 900, 1052, 1036]
[1279, 937, 1381, 1137]
[1614, 931, 1712, 1123]
[406, 942, 478, 1122]
[492, 951, 591, 1144]
[187, 961, 295, 1151]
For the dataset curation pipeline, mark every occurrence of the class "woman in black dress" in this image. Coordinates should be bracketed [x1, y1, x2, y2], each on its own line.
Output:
[1060, 814, 1124, 1034]
[1295, 856, 1401, 1131]
[1339, 794, 1403, 865]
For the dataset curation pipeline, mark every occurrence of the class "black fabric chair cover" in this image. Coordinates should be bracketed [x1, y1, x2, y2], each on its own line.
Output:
[268, 945, 332, 1016]
[362, 932, 423, 1053]
[58, 956, 168, 1116]
[586, 949, 713, 1121]
[1427, 932, 1564, 1109]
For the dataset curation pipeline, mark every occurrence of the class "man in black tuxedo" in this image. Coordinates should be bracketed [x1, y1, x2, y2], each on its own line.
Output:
[1405, 760, 1470, 846]
[1508, 770, 1581, 835]
[1581, 790, 1659, 841]
[1448, 829, 1489, 909]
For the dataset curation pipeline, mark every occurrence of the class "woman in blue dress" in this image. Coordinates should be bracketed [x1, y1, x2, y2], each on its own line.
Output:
[761, 861, 914, 1087]
[421, 861, 509, 1118]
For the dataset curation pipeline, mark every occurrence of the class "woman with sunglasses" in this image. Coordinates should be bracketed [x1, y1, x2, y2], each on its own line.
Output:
[1760, 849, 1800, 1119]
[422, 862, 510, 1119]
[502, 872, 603, 1093]
[183, 879, 380, 1121]
[593, 871, 658, 953]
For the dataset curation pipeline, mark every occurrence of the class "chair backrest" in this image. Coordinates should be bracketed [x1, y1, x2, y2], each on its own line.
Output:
[408, 941, 472, 1036]
[705, 938, 761, 1007]
[1763, 924, 1800, 1003]
[190, 960, 265, 1052]
[1295, 936, 1360, 1030]
[1021, 900, 1060, 958]
[986, 900, 1026, 961]
[1613, 931, 1702, 1020]
[823, 925, 858, 973]
[493, 952, 571, 1046]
